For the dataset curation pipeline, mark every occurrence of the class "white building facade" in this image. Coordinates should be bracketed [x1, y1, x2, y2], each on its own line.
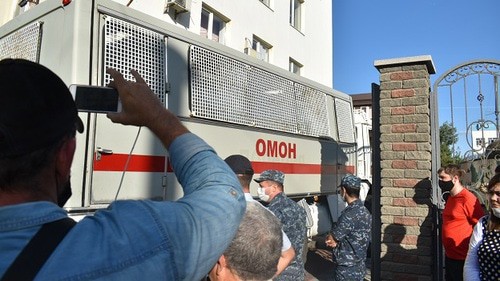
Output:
[471, 130, 498, 154]
[0, 0, 333, 88]
[354, 106, 372, 182]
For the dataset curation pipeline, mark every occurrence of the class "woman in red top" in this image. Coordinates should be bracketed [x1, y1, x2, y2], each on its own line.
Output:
[438, 164, 485, 281]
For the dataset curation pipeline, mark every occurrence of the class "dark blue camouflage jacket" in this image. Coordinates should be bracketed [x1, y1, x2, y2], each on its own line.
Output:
[268, 192, 307, 281]
[331, 199, 371, 266]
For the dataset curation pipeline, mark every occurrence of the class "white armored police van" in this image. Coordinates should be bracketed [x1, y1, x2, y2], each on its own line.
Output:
[0, 0, 357, 234]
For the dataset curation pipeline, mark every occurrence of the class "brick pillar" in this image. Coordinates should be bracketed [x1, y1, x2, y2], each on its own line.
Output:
[374, 56, 436, 281]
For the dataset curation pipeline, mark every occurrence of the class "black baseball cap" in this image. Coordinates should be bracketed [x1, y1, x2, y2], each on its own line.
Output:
[0, 59, 84, 158]
[224, 154, 254, 175]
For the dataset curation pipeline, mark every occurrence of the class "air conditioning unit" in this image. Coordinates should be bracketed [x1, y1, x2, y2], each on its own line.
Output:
[165, 0, 189, 14]
[244, 47, 259, 59]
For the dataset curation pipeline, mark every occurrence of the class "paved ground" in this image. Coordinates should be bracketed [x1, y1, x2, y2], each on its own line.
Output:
[304, 236, 371, 281]
[305, 247, 334, 281]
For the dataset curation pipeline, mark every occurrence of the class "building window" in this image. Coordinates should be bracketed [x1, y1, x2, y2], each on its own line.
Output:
[251, 36, 272, 62]
[476, 138, 484, 147]
[200, 7, 228, 43]
[290, 0, 303, 30]
[289, 58, 302, 75]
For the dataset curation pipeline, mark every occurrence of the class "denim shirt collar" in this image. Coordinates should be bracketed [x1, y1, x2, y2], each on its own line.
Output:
[0, 201, 67, 231]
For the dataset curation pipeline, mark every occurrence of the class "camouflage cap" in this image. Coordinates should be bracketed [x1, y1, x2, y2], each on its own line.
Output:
[254, 169, 285, 185]
[340, 174, 361, 190]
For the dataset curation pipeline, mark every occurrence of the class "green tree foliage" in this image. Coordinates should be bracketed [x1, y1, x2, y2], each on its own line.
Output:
[440, 122, 462, 165]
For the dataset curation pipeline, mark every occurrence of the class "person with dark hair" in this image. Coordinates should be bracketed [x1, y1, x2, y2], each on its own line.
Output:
[208, 201, 283, 281]
[463, 174, 500, 280]
[0, 59, 245, 280]
[325, 174, 371, 281]
[438, 164, 485, 281]
[224, 155, 295, 277]
[495, 164, 500, 175]
[254, 169, 307, 281]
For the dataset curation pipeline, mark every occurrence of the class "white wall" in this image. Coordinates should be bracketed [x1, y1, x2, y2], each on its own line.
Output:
[471, 130, 498, 153]
[126, 0, 333, 87]
[354, 108, 372, 181]
[0, 0, 22, 26]
[1, 0, 333, 88]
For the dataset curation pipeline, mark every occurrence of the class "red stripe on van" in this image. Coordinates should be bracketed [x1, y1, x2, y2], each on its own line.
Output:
[93, 153, 166, 172]
[252, 162, 355, 174]
[93, 154, 355, 174]
[252, 161, 319, 174]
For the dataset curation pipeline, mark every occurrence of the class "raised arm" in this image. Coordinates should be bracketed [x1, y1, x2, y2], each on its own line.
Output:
[106, 68, 188, 148]
[106, 69, 246, 280]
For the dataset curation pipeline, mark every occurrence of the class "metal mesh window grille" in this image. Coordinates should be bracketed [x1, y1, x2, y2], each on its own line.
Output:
[103, 16, 166, 104]
[189, 45, 333, 138]
[248, 66, 297, 133]
[0, 22, 42, 62]
[335, 98, 355, 143]
[294, 83, 330, 137]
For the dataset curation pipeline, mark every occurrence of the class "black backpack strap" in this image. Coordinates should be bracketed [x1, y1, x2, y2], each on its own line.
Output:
[1, 217, 76, 281]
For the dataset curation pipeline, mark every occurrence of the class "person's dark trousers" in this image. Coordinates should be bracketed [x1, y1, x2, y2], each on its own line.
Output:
[445, 256, 465, 281]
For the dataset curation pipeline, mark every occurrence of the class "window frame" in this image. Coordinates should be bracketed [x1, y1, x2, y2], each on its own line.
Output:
[476, 138, 484, 147]
[252, 35, 272, 62]
[289, 57, 302, 75]
[200, 6, 229, 44]
[290, 0, 304, 30]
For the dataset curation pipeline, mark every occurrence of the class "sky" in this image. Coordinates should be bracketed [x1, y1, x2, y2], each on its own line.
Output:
[333, 0, 500, 155]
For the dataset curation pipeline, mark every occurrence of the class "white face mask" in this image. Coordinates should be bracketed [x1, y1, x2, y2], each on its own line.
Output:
[257, 187, 270, 202]
[339, 188, 346, 202]
[492, 208, 500, 218]
[341, 193, 347, 202]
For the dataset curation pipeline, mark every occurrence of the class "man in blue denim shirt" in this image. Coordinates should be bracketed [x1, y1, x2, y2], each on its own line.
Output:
[0, 59, 246, 280]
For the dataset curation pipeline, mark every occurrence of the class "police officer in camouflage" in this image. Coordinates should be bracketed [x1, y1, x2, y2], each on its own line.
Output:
[326, 174, 371, 281]
[254, 170, 307, 281]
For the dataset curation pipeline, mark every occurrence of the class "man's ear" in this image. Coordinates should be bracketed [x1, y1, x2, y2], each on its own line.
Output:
[55, 137, 76, 178]
[271, 183, 281, 194]
[218, 255, 228, 270]
[212, 255, 228, 277]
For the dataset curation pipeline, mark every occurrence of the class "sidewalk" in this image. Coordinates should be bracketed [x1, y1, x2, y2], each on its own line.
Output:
[304, 237, 371, 281]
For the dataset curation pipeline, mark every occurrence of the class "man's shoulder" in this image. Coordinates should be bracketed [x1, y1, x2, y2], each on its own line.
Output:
[454, 188, 482, 205]
[281, 195, 304, 211]
[344, 201, 370, 219]
[271, 198, 294, 210]
[346, 200, 363, 211]
[462, 188, 479, 199]
[270, 194, 305, 217]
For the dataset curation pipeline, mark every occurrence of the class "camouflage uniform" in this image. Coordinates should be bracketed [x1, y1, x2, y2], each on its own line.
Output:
[331, 199, 371, 281]
[268, 192, 307, 281]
